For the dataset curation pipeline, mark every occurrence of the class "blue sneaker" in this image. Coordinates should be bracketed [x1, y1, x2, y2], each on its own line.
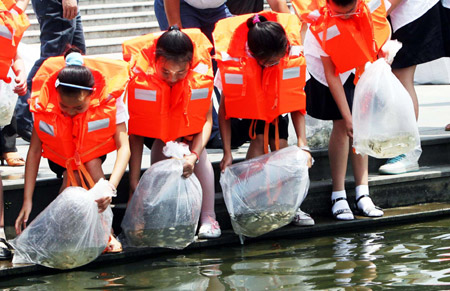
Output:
[379, 154, 419, 175]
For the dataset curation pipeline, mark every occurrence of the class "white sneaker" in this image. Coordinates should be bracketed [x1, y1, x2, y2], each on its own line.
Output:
[198, 219, 221, 239]
[379, 154, 419, 175]
[292, 209, 315, 226]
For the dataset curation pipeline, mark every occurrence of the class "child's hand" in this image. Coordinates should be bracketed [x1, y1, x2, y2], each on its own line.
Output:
[95, 196, 112, 213]
[15, 201, 32, 234]
[220, 153, 233, 173]
[14, 71, 27, 96]
[182, 154, 197, 178]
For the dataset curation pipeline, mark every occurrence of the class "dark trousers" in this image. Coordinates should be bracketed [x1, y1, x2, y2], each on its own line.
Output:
[0, 116, 17, 154]
[16, 0, 86, 138]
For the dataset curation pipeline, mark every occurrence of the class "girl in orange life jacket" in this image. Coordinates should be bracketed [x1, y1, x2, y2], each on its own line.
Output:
[127, 27, 221, 239]
[15, 50, 130, 252]
[303, 0, 388, 220]
[216, 13, 314, 226]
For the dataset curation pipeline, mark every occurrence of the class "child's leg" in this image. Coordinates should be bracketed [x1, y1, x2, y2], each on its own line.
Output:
[84, 158, 105, 183]
[194, 149, 217, 223]
[329, 120, 349, 191]
[246, 134, 265, 159]
[329, 120, 354, 220]
[150, 139, 168, 165]
[269, 138, 288, 151]
[351, 149, 383, 217]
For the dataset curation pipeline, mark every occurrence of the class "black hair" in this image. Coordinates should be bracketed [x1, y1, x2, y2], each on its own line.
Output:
[327, 0, 357, 6]
[246, 14, 288, 62]
[57, 46, 95, 98]
[155, 25, 194, 64]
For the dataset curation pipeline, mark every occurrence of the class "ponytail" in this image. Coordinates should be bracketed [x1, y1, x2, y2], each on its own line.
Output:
[155, 25, 194, 64]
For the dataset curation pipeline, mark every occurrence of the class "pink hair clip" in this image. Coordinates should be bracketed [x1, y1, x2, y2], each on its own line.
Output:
[253, 14, 261, 24]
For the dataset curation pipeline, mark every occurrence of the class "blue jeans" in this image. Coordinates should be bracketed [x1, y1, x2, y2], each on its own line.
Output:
[16, 0, 86, 138]
[155, 0, 231, 144]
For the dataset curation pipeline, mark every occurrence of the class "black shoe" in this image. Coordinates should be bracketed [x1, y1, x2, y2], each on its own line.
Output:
[17, 129, 32, 143]
[0, 238, 12, 260]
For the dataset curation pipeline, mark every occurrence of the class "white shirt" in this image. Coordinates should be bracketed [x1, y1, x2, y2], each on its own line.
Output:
[184, 0, 226, 9]
[390, 0, 439, 33]
[303, 28, 354, 87]
[115, 93, 128, 124]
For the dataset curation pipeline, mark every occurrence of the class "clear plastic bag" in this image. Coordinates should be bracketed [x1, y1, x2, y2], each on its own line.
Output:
[10, 179, 114, 269]
[121, 141, 202, 250]
[0, 70, 18, 126]
[353, 59, 420, 158]
[220, 146, 310, 240]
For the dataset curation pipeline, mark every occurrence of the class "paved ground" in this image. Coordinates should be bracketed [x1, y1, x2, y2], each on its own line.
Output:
[1, 85, 449, 188]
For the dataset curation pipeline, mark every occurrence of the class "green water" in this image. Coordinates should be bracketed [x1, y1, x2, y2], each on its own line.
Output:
[3, 218, 450, 290]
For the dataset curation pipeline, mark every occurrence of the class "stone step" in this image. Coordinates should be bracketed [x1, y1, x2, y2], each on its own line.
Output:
[23, 21, 159, 44]
[25, 1, 154, 21]
[27, 11, 157, 31]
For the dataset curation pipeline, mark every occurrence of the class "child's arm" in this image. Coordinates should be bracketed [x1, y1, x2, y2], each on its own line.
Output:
[108, 122, 130, 189]
[321, 56, 353, 138]
[128, 134, 144, 200]
[12, 54, 27, 96]
[218, 94, 233, 172]
[291, 110, 313, 167]
[183, 103, 213, 178]
[387, 0, 404, 15]
[267, 0, 290, 13]
[15, 0, 29, 12]
[15, 129, 42, 234]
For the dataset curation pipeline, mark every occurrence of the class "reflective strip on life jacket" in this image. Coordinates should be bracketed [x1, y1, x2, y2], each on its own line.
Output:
[0, 25, 12, 39]
[191, 88, 209, 100]
[135, 88, 157, 101]
[39, 120, 55, 137]
[88, 118, 111, 133]
[224, 73, 244, 85]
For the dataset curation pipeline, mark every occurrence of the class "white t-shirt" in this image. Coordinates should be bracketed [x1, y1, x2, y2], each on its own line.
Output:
[184, 0, 226, 9]
[303, 28, 354, 87]
[115, 93, 128, 124]
[390, 0, 439, 33]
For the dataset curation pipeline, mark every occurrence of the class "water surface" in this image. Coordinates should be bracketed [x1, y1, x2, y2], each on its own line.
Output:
[2, 218, 450, 290]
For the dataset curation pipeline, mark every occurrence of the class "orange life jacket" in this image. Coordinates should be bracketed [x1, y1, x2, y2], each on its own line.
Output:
[309, 0, 390, 77]
[291, 0, 326, 23]
[0, 0, 29, 82]
[124, 28, 214, 143]
[214, 11, 306, 123]
[30, 57, 129, 188]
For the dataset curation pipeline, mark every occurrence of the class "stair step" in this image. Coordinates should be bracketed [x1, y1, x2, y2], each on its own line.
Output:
[23, 21, 160, 44]
[27, 11, 157, 31]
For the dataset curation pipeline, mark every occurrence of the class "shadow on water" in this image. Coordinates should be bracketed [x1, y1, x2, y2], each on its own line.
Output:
[3, 218, 450, 290]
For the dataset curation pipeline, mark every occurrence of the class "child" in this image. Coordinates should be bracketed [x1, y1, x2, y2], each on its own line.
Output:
[302, 0, 389, 220]
[14, 49, 130, 252]
[378, 0, 449, 174]
[214, 12, 314, 226]
[124, 27, 221, 239]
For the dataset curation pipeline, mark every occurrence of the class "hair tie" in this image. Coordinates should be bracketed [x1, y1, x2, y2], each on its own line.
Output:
[169, 25, 180, 31]
[65, 52, 84, 66]
[253, 14, 261, 24]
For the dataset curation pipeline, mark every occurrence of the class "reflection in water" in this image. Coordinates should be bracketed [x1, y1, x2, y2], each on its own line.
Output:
[3, 219, 450, 289]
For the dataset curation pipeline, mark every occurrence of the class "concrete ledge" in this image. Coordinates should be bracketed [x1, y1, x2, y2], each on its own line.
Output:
[2, 202, 450, 279]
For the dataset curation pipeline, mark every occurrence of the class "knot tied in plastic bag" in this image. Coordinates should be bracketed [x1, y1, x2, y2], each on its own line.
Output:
[220, 146, 310, 241]
[121, 142, 202, 249]
[163, 141, 191, 159]
[10, 179, 114, 269]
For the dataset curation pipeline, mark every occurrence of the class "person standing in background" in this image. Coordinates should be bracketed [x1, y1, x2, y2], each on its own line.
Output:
[15, 0, 86, 142]
[226, 0, 290, 15]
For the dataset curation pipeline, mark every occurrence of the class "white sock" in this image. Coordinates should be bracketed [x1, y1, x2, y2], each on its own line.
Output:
[355, 185, 383, 216]
[331, 190, 354, 220]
